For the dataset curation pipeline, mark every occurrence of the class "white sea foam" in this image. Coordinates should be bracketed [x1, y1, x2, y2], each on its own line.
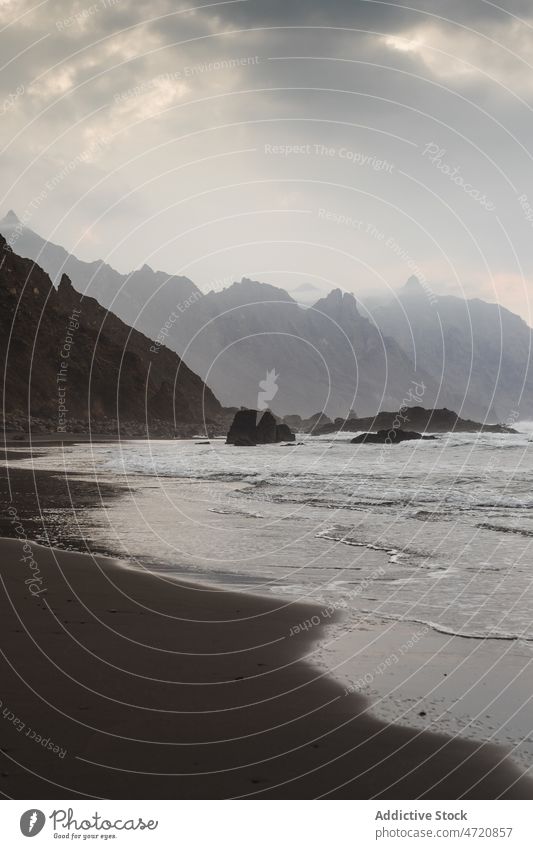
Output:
[8, 430, 533, 640]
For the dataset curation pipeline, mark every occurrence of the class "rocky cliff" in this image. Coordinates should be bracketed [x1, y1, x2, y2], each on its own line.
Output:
[0, 234, 222, 436]
[315, 406, 517, 436]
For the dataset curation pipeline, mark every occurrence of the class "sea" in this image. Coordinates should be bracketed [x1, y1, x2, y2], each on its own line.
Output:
[8, 426, 533, 768]
[11, 425, 533, 643]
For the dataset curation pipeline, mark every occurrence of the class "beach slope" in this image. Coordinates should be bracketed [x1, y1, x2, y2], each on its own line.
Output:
[0, 538, 530, 799]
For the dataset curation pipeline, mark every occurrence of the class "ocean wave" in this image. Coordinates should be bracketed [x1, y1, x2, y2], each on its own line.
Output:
[208, 507, 264, 518]
[367, 612, 533, 643]
[476, 522, 533, 537]
[22, 439, 533, 645]
[315, 524, 432, 567]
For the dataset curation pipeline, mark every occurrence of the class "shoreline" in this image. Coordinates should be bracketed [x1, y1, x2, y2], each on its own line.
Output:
[0, 536, 532, 799]
[315, 616, 533, 773]
[2, 443, 532, 797]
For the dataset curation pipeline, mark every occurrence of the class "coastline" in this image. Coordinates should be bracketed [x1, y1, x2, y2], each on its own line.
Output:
[0, 536, 531, 799]
[315, 618, 533, 773]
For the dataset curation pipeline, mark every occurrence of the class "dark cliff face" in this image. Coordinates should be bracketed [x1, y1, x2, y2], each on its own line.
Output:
[0, 235, 221, 432]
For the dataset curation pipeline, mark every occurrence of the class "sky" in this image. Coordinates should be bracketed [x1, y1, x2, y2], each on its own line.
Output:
[2, 0, 533, 320]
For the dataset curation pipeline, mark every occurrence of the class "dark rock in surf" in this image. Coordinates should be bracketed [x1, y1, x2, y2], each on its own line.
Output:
[226, 409, 258, 445]
[226, 409, 295, 445]
[351, 428, 437, 444]
[319, 406, 517, 436]
[256, 411, 278, 443]
[275, 423, 295, 442]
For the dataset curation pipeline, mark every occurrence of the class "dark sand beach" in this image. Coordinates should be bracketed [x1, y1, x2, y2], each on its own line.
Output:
[1, 533, 532, 799]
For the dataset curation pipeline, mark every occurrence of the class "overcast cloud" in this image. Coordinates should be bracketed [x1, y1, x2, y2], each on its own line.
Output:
[2, 0, 533, 319]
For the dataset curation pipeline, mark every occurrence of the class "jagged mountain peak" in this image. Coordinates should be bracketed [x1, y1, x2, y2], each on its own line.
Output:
[318, 287, 357, 303]
[58, 273, 75, 293]
[215, 276, 296, 303]
[2, 209, 20, 226]
[313, 288, 360, 318]
[401, 275, 425, 295]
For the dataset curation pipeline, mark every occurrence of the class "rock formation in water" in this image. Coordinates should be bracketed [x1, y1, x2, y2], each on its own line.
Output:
[351, 429, 437, 444]
[226, 410, 295, 445]
[318, 406, 518, 436]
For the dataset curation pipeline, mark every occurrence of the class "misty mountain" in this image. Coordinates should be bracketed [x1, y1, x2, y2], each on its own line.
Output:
[363, 276, 533, 422]
[0, 231, 222, 434]
[4, 211, 532, 421]
[183, 281, 444, 416]
[1, 210, 201, 341]
[0, 213, 438, 417]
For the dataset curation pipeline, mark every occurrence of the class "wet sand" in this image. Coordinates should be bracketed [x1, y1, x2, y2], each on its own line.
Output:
[0, 455, 131, 554]
[0, 536, 531, 799]
[318, 618, 533, 772]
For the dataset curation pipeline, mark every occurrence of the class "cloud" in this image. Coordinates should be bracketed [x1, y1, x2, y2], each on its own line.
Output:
[382, 17, 533, 96]
[1, 0, 533, 320]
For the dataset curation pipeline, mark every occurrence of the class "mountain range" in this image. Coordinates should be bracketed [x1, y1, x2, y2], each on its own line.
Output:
[0, 229, 222, 436]
[362, 277, 532, 423]
[3, 210, 532, 422]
